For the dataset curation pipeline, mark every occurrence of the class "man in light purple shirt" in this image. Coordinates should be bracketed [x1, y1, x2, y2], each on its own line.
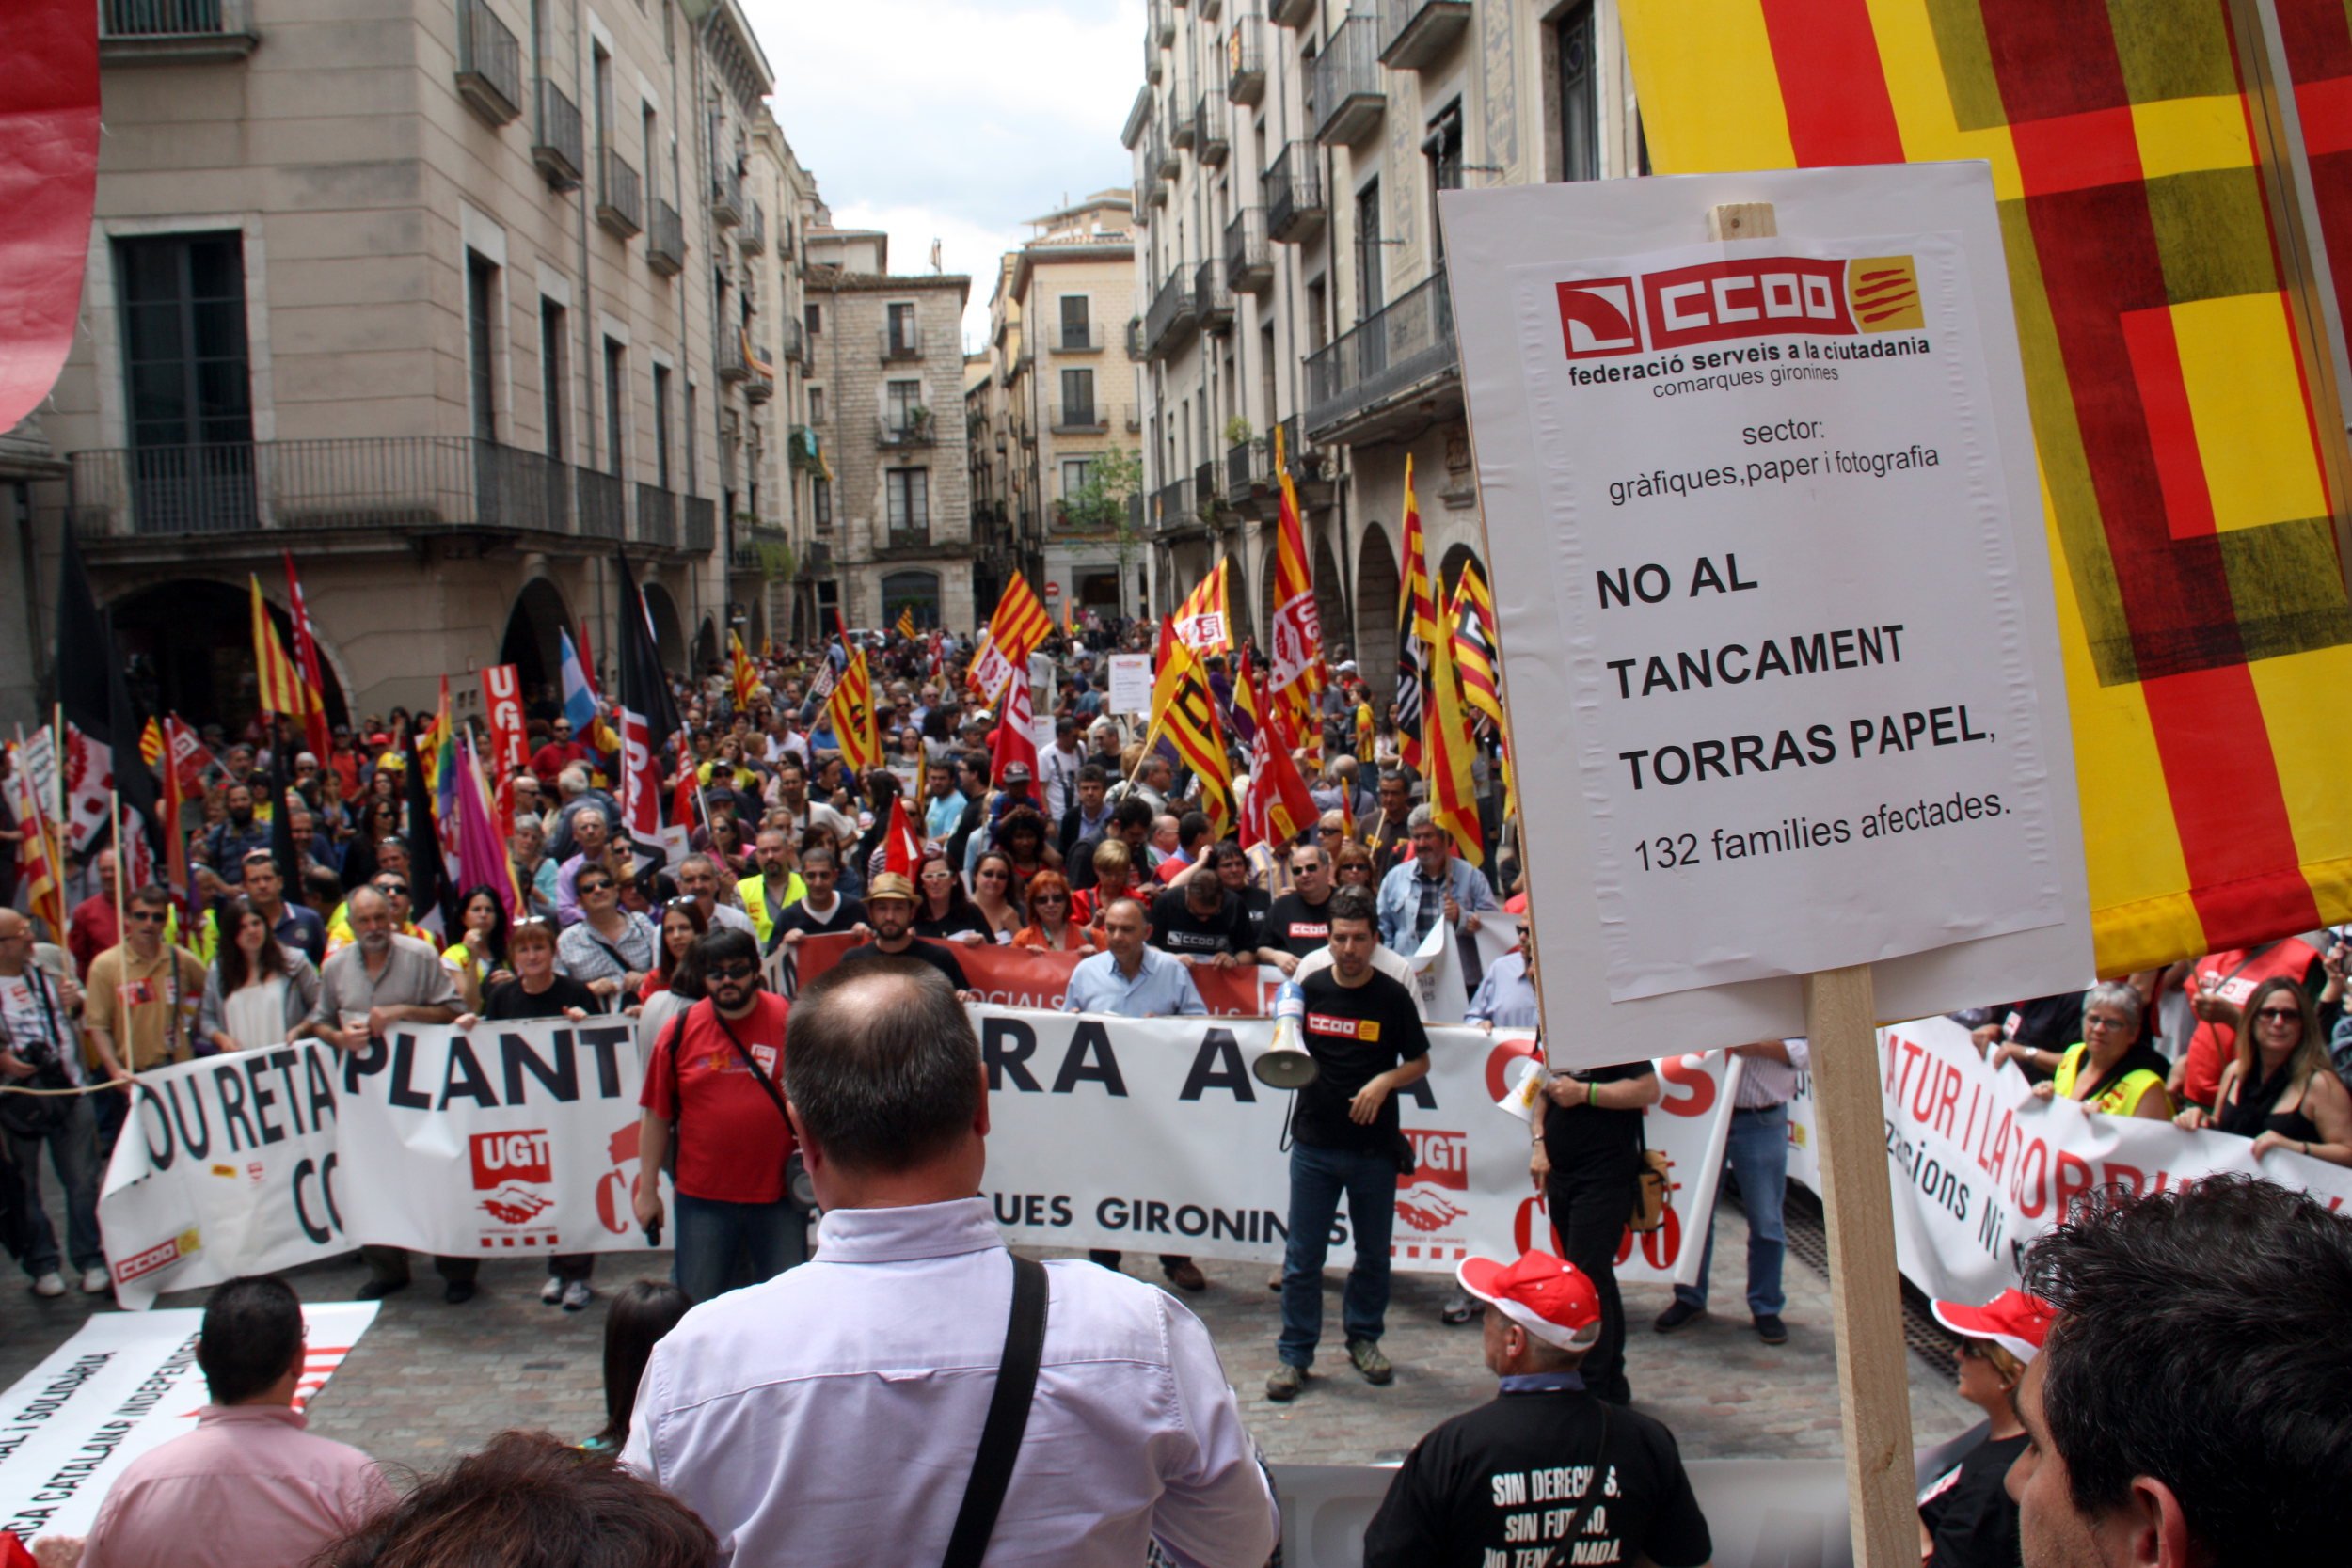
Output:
[72, 1277, 392, 1568]
[624, 956, 1276, 1567]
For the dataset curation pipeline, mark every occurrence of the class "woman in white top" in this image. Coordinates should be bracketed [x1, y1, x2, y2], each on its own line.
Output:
[199, 896, 321, 1053]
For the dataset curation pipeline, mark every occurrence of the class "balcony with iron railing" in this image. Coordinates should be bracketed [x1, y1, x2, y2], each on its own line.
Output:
[1050, 402, 1111, 435]
[787, 425, 823, 474]
[1225, 207, 1272, 293]
[1195, 257, 1232, 332]
[717, 330, 750, 385]
[1227, 12, 1265, 103]
[732, 520, 787, 572]
[646, 199, 686, 276]
[454, 0, 523, 126]
[99, 0, 258, 62]
[634, 483, 676, 547]
[711, 161, 743, 226]
[1147, 476, 1194, 531]
[66, 437, 719, 554]
[1196, 93, 1230, 166]
[1152, 0, 1174, 44]
[879, 410, 938, 448]
[1151, 130, 1179, 182]
[684, 496, 715, 552]
[885, 523, 932, 550]
[744, 349, 774, 404]
[1303, 266, 1457, 441]
[1170, 78, 1198, 150]
[739, 200, 766, 256]
[776, 317, 806, 366]
[1143, 269, 1197, 359]
[882, 323, 927, 360]
[1193, 460, 1221, 518]
[1378, 0, 1471, 68]
[1270, 0, 1316, 26]
[596, 150, 643, 238]
[1146, 166, 1168, 207]
[532, 79, 584, 190]
[1056, 323, 1100, 354]
[1310, 16, 1385, 145]
[1266, 141, 1326, 242]
[1224, 438, 1263, 504]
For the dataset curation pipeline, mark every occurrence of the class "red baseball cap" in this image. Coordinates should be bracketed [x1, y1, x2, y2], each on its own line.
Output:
[1931, 1289, 2055, 1365]
[1456, 1251, 1603, 1353]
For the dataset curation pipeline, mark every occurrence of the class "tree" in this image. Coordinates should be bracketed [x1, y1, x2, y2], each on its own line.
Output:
[1058, 446, 1145, 622]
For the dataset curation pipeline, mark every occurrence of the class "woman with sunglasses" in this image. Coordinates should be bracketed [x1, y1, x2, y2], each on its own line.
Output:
[557, 866, 659, 1012]
[1916, 1290, 2052, 1568]
[967, 850, 1023, 944]
[2177, 975, 2352, 1164]
[1011, 870, 1094, 955]
[1331, 841, 1378, 890]
[911, 850, 988, 944]
[2025, 981, 2173, 1121]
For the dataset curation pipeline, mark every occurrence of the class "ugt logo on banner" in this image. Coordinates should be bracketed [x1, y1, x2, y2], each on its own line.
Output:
[471, 1129, 555, 1233]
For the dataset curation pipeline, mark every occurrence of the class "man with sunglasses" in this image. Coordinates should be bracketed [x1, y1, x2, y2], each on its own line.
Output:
[556, 867, 658, 1007]
[530, 718, 588, 789]
[634, 928, 808, 1302]
[82, 884, 207, 1158]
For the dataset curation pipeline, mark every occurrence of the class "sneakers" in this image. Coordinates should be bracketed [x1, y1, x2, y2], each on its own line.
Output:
[1655, 1300, 1706, 1333]
[561, 1280, 594, 1312]
[80, 1267, 112, 1295]
[1264, 1362, 1306, 1402]
[30, 1273, 64, 1299]
[1440, 1288, 1476, 1325]
[1162, 1259, 1207, 1292]
[1754, 1314, 1788, 1345]
[540, 1275, 565, 1305]
[1346, 1338, 1394, 1386]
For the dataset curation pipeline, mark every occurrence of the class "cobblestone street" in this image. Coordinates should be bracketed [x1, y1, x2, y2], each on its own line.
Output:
[0, 1185, 1976, 1482]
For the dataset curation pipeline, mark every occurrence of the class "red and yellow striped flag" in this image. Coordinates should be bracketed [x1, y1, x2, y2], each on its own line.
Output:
[728, 630, 758, 711]
[895, 605, 917, 641]
[826, 646, 881, 775]
[1423, 573, 1483, 870]
[1267, 425, 1324, 762]
[1394, 456, 1439, 772]
[1142, 625, 1236, 838]
[1619, 0, 2352, 974]
[968, 576, 1055, 699]
[249, 576, 307, 720]
[1450, 563, 1516, 823]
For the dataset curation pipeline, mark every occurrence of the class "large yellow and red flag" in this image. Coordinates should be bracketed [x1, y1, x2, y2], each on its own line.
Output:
[1266, 425, 1324, 758]
[1450, 562, 1516, 823]
[1394, 455, 1439, 773]
[249, 576, 307, 721]
[5, 745, 68, 942]
[1172, 560, 1234, 658]
[728, 630, 758, 711]
[1141, 625, 1236, 837]
[1618, 0, 2352, 974]
[968, 576, 1054, 700]
[826, 646, 882, 775]
[1423, 575, 1484, 869]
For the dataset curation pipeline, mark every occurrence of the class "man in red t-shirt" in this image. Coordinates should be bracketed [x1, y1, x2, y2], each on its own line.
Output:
[2169, 938, 2326, 1111]
[529, 720, 590, 787]
[633, 927, 806, 1302]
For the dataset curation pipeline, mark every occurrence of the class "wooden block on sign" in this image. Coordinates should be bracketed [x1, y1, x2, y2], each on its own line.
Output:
[1804, 961, 1917, 1568]
[1708, 201, 1778, 242]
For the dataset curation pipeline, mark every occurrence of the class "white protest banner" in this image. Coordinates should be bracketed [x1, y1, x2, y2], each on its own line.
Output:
[1441, 166, 2088, 1062]
[98, 1046, 349, 1311]
[1107, 654, 1152, 715]
[975, 1006, 1735, 1284]
[331, 1018, 665, 1259]
[0, 1303, 376, 1540]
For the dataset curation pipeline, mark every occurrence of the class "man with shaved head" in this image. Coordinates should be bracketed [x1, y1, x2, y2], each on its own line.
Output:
[623, 958, 1275, 1567]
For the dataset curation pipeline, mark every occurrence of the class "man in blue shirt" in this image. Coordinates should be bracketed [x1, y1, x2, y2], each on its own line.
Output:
[1376, 806, 1500, 997]
[1063, 895, 1207, 1291]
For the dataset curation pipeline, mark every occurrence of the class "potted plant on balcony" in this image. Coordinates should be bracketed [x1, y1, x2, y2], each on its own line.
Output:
[1223, 415, 1254, 448]
[907, 404, 932, 439]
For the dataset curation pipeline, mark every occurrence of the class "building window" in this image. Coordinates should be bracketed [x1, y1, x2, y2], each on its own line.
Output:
[886, 302, 917, 355]
[1306, 277, 1328, 355]
[603, 337, 626, 476]
[1557, 2, 1597, 183]
[466, 251, 500, 443]
[1060, 455, 1094, 496]
[1058, 293, 1091, 350]
[809, 385, 826, 423]
[811, 476, 832, 529]
[1353, 179, 1383, 321]
[885, 467, 929, 538]
[1425, 99, 1463, 261]
[881, 569, 941, 629]
[684, 381, 697, 493]
[539, 298, 567, 462]
[885, 377, 923, 436]
[118, 231, 252, 453]
[1059, 367, 1095, 424]
[652, 363, 672, 489]
[805, 301, 821, 339]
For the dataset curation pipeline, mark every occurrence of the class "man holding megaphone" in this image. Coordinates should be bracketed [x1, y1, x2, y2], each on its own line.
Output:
[1265, 886, 1432, 1404]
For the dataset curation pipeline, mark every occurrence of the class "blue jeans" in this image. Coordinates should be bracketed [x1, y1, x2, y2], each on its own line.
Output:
[1676, 1102, 1788, 1319]
[673, 1191, 809, 1304]
[1278, 1141, 1395, 1369]
[6, 1100, 104, 1277]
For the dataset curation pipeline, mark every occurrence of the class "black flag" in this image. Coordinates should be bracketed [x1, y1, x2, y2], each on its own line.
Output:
[54, 529, 162, 878]
[403, 730, 452, 933]
[613, 551, 681, 871]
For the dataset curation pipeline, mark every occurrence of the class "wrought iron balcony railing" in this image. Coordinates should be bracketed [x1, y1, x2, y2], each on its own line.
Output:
[1303, 265, 1457, 439]
[1377, 0, 1472, 70]
[454, 0, 523, 127]
[1310, 16, 1385, 146]
[532, 79, 584, 190]
[1266, 141, 1325, 242]
[647, 199, 686, 276]
[596, 150, 643, 238]
[1225, 206, 1272, 293]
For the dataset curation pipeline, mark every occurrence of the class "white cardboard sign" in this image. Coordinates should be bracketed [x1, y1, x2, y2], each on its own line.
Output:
[1107, 654, 1152, 715]
[1441, 166, 2090, 1062]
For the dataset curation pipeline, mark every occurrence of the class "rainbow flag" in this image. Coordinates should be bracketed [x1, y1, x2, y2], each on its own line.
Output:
[1619, 0, 2352, 974]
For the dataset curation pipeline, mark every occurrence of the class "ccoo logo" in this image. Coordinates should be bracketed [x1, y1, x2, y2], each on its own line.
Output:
[1555, 277, 1642, 358]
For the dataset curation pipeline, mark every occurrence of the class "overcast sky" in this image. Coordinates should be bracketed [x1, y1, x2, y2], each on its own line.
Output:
[742, 0, 1144, 351]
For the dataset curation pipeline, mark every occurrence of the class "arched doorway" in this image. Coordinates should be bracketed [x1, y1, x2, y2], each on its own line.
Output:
[499, 577, 574, 718]
[109, 578, 350, 739]
[641, 581, 686, 671]
[1221, 550, 1253, 652]
[1310, 531, 1348, 675]
[1355, 525, 1400, 705]
[692, 616, 720, 674]
[882, 569, 942, 630]
[1438, 542, 1483, 610]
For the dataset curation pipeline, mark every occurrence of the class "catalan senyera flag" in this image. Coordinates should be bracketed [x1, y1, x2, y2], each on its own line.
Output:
[969, 576, 1054, 700]
[1394, 455, 1439, 773]
[282, 552, 332, 762]
[729, 630, 758, 711]
[895, 605, 917, 641]
[4, 745, 67, 942]
[1267, 424, 1324, 754]
[1451, 565, 1517, 823]
[1172, 561, 1234, 658]
[1423, 572, 1484, 870]
[1618, 0, 2352, 974]
[1142, 628, 1235, 837]
[249, 576, 307, 720]
[827, 645, 882, 775]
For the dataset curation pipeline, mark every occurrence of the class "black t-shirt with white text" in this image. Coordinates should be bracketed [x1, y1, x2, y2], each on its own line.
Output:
[1264, 890, 1336, 958]
[1362, 1386, 1713, 1568]
[1148, 887, 1248, 958]
[1293, 968, 1430, 1153]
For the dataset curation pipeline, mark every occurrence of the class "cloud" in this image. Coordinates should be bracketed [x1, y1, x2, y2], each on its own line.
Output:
[741, 0, 1145, 348]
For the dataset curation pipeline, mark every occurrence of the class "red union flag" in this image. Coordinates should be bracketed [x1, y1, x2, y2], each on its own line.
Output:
[479, 664, 527, 776]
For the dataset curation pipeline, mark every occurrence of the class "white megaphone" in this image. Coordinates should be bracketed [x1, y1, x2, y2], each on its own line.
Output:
[1252, 981, 1320, 1090]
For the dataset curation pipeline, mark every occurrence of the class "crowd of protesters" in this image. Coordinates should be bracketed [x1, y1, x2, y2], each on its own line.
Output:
[4, 612, 2352, 1566]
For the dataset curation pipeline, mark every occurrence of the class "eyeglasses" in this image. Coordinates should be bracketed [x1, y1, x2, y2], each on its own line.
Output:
[2083, 1015, 2133, 1032]
[578, 879, 615, 895]
[376, 882, 409, 895]
[1034, 893, 1068, 905]
[2255, 1007, 2304, 1022]
[706, 959, 758, 981]
[125, 911, 166, 925]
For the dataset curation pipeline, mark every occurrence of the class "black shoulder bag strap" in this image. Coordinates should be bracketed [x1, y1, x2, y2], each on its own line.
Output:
[709, 1007, 792, 1127]
[942, 1253, 1049, 1568]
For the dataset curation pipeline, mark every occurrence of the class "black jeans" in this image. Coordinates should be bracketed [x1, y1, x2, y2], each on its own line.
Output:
[1547, 1159, 1637, 1404]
